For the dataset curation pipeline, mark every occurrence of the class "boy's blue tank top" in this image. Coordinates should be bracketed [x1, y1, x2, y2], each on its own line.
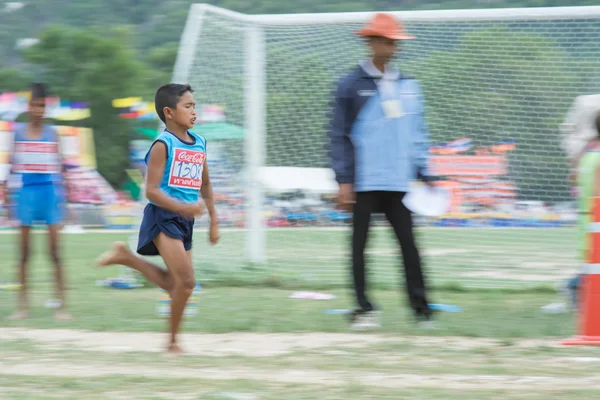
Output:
[146, 130, 207, 204]
[12, 123, 61, 186]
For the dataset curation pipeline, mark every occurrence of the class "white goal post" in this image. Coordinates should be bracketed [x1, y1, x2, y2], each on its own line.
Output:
[171, 4, 600, 289]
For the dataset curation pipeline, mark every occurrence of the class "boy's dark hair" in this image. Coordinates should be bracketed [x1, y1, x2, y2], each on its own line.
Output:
[596, 111, 600, 137]
[154, 83, 194, 123]
[30, 83, 48, 99]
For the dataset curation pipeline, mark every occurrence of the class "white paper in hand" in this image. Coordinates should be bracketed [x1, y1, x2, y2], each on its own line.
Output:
[402, 183, 451, 217]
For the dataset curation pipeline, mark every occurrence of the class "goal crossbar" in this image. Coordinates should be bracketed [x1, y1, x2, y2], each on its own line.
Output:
[191, 3, 600, 25]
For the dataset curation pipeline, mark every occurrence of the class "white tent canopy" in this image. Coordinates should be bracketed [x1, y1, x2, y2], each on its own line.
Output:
[257, 167, 337, 194]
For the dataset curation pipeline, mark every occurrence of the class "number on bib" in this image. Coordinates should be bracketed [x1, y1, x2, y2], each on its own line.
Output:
[168, 148, 205, 189]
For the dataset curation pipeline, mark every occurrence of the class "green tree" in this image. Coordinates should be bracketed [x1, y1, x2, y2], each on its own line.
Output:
[140, 42, 179, 97]
[24, 25, 149, 186]
[0, 68, 32, 92]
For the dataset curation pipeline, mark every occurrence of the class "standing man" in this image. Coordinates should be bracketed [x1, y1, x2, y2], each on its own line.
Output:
[328, 13, 434, 330]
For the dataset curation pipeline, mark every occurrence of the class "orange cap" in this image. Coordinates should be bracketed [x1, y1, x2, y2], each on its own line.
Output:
[355, 13, 415, 40]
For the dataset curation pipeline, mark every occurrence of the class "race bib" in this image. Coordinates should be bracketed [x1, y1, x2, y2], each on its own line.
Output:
[168, 148, 205, 189]
[13, 141, 60, 174]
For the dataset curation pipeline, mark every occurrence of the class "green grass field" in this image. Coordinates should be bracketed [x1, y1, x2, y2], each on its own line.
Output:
[1, 228, 598, 399]
[1, 225, 572, 289]
[0, 226, 580, 289]
[181, 225, 579, 289]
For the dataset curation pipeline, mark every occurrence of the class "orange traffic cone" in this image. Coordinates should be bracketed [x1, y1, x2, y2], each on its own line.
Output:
[562, 196, 600, 346]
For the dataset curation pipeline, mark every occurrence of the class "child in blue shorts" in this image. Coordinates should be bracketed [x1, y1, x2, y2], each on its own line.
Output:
[98, 84, 219, 354]
[1, 83, 70, 321]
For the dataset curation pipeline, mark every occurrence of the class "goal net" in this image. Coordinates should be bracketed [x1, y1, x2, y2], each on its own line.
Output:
[174, 4, 600, 289]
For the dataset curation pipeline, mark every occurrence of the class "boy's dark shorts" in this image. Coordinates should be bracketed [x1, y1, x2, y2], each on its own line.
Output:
[137, 203, 194, 256]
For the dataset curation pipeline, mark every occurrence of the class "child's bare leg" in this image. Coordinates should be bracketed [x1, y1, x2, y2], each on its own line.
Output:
[48, 224, 71, 321]
[153, 233, 195, 353]
[10, 226, 31, 320]
[97, 242, 174, 292]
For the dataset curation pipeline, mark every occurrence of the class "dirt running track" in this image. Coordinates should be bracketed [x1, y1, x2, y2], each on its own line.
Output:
[1, 328, 600, 390]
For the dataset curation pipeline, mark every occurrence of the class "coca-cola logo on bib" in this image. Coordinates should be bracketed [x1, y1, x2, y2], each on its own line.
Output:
[177, 150, 205, 164]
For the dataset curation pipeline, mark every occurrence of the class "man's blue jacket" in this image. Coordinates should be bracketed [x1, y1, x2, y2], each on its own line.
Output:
[328, 63, 431, 192]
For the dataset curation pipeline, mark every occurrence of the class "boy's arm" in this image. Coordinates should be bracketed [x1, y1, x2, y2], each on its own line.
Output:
[54, 127, 66, 176]
[145, 141, 196, 216]
[55, 129, 69, 190]
[1, 155, 12, 190]
[1, 164, 10, 207]
[1, 178, 9, 220]
[55, 130, 70, 222]
[1, 136, 15, 208]
[200, 161, 217, 223]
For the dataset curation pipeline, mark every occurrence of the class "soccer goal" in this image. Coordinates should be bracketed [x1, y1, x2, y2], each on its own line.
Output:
[172, 4, 600, 289]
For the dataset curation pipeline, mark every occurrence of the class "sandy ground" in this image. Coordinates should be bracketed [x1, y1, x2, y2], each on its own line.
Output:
[1, 328, 599, 390]
[0, 328, 573, 356]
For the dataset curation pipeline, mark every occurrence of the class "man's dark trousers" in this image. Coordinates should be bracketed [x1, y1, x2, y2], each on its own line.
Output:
[351, 191, 431, 317]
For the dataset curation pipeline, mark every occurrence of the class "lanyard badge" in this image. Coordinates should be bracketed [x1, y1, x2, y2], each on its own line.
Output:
[378, 79, 403, 119]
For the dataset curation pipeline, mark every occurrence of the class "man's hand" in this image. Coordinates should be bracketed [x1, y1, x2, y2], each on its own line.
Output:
[337, 183, 355, 212]
[209, 219, 220, 245]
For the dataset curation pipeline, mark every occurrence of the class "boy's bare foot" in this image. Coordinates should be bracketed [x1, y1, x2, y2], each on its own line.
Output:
[8, 310, 29, 320]
[55, 309, 73, 321]
[167, 343, 185, 355]
[96, 242, 131, 267]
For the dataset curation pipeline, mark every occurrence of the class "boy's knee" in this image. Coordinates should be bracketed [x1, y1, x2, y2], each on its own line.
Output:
[182, 274, 196, 291]
[174, 269, 196, 292]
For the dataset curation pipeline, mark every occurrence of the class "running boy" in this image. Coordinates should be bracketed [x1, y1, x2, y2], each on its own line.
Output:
[98, 84, 219, 354]
[1, 83, 70, 321]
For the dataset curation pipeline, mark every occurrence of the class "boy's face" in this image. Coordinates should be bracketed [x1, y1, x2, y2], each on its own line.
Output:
[29, 97, 46, 121]
[164, 91, 196, 129]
